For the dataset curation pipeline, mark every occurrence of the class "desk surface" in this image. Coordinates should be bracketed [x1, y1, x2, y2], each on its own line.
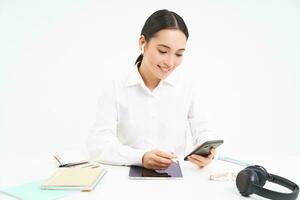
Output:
[0, 154, 299, 200]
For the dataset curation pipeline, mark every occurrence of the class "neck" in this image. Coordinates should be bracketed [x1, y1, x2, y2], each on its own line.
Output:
[138, 63, 160, 91]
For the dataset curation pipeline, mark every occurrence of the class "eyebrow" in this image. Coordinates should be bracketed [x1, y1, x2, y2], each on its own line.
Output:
[157, 44, 185, 51]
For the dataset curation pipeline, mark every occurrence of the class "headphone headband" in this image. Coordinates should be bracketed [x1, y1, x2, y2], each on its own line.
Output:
[269, 173, 299, 192]
[236, 165, 299, 200]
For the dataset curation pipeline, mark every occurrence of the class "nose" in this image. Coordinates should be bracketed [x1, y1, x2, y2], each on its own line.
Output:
[164, 55, 175, 68]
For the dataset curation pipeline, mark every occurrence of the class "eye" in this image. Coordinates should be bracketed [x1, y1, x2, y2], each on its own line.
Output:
[158, 50, 167, 54]
[176, 54, 183, 57]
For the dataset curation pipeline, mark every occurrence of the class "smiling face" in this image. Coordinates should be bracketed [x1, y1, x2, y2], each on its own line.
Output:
[139, 29, 187, 86]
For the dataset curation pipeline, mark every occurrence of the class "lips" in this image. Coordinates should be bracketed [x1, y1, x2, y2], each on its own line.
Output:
[157, 65, 171, 73]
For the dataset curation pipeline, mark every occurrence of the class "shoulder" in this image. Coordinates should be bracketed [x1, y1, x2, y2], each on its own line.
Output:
[178, 69, 210, 102]
[97, 67, 134, 95]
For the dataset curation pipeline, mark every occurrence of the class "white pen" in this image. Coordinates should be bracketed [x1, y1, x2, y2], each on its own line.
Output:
[217, 155, 251, 167]
[171, 158, 179, 163]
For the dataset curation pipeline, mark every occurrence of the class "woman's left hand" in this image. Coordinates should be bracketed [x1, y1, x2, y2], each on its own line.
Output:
[187, 148, 216, 168]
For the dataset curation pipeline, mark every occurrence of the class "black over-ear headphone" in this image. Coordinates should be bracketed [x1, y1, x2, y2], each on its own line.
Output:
[236, 165, 299, 200]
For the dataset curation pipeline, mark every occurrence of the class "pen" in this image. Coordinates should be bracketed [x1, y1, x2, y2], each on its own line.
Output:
[59, 161, 89, 168]
[217, 155, 251, 167]
[171, 158, 179, 163]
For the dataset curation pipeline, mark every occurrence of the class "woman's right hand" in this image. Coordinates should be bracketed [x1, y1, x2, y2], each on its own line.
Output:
[142, 149, 177, 170]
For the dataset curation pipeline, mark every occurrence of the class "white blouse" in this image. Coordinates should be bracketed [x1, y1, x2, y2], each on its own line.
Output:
[87, 67, 214, 166]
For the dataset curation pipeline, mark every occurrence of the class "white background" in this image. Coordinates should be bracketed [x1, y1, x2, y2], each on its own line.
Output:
[1, 0, 299, 160]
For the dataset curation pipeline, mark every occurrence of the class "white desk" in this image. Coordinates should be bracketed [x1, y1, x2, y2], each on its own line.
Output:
[0, 154, 299, 200]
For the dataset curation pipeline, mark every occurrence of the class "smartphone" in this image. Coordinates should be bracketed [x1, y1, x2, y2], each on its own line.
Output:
[184, 140, 224, 161]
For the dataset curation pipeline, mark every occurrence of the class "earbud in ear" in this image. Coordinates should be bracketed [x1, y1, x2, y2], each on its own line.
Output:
[141, 44, 145, 54]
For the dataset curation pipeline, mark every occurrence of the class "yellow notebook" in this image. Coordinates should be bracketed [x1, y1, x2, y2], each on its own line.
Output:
[41, 167, 107, 192]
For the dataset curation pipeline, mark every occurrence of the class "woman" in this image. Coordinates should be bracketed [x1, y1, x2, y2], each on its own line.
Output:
[87, 9, 216, 170]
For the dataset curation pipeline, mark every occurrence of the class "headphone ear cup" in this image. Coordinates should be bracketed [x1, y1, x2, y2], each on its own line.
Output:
[236, 169, 259, 196]
[246, 165, 268, 187]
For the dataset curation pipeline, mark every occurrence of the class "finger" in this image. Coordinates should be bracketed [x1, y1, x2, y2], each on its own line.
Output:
[208, 149, 216, 159]
[188, 156, 205, 167]
[144, 159, 168, 170]
[210, 148, 216, 156]
[153, 154, 172, 165]
[151, 161, 170, 169]
[155, 164, 170, 169]
[155, 150, 177, 159]
[190, 154, 207, 162]
[208, 152, 215, 160]
[210, 148, 216, 155]
[191, 154, 211, 165]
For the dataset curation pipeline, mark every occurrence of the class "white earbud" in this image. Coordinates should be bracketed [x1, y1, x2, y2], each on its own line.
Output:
[141, 44, 145, 54]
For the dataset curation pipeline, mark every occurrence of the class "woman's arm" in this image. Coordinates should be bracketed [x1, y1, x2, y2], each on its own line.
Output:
[86, 82, 147, 166]
[187, 86, 217, 167]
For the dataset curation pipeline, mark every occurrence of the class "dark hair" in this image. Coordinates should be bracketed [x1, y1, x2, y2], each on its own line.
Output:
[135, 9, 189, 67]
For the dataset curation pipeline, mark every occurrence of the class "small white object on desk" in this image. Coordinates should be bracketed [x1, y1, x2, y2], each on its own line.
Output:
[209, 172, 237, 181]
